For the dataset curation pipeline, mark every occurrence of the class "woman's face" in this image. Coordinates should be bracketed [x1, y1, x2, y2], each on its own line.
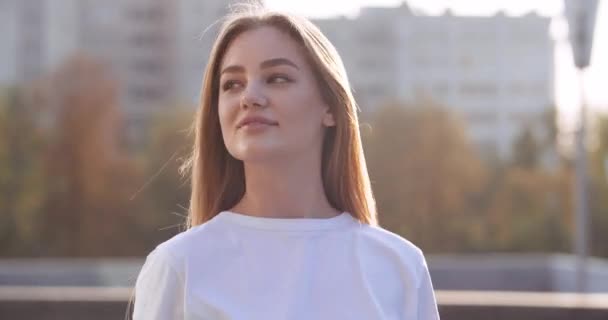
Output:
[217, 26, 335, 163]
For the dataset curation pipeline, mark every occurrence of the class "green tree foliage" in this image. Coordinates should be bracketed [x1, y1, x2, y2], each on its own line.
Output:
[589, 115, 608, 257]
[480, 167, 571, 252]
[511, 125, 541, 169]
[0, 52, 195, 257]
[131, 108, 194, 249]
[363, 102, 486, 252]
[363, 102, 577, 255]
[36, 55, 142, 256]
[0, 89, 48, 255]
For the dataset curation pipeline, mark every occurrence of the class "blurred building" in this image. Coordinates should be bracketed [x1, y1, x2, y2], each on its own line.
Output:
[0, 1, 17, 85]
[0, 0, 231, 146]
[74, 0, 178, 144]
[0, 0, 555, 158]
[176, 0, 228, 107]
[315, 4, 555, 160]
[0, 0, 46, 85]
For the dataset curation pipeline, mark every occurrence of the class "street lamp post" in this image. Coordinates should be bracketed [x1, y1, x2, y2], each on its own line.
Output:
[564, 0, 600, 293]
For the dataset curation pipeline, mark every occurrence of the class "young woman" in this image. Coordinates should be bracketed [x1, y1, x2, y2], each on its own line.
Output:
[133, 5, 440, 320]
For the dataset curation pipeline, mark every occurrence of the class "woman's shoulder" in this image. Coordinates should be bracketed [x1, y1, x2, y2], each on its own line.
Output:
[354, 222, 427, 268]
[146, 218, 223, 264]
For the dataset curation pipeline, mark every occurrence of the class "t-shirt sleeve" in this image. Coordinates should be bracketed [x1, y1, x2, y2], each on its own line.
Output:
[133, 246, 185, 320]
[416, 255, 440, 320]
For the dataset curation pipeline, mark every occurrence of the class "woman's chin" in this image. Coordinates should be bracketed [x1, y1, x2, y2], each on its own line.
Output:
[232, 145, 285, 163]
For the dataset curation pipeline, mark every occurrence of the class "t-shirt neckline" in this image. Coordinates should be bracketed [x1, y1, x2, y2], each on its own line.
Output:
[215, 210, 356, 231]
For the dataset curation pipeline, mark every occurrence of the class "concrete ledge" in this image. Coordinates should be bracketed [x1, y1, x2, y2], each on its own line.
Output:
[1, 288, 607, 319]
[3, 287, 607, 307]
[439, 305, 608, 320]
[3, 254, 608, 292]
[0, 300, 131, 320]
[0, 286, 132, 301]
[436, 290, 608, 309]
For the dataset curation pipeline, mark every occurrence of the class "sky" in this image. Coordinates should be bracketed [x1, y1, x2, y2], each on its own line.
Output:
[264, 0, 608, 128]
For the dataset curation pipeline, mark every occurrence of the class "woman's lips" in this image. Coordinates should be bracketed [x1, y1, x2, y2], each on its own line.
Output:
[241, 122, 276, 130]
[237, 115, 279, 129]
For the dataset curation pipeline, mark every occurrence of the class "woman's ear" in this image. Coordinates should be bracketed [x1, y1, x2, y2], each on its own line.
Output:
[323, 109, 336, 127]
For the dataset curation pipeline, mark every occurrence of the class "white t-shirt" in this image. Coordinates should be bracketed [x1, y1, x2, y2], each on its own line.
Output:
[133, 211, 440, 320]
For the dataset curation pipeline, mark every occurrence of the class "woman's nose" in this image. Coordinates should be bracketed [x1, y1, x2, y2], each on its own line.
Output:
[240, 83, 268, 109]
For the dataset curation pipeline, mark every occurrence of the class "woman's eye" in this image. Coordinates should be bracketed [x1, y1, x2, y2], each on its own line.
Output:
[222, 80, 242, 92]
[268, 74, 291, 84]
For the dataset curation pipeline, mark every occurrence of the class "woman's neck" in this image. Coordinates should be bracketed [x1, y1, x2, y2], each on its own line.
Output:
[230, 158, 340, 219]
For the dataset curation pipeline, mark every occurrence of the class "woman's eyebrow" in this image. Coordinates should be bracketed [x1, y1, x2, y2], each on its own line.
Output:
[220, 65, 245, 76]
[260, 58, 300, 70]
[220, 57, 300, 76]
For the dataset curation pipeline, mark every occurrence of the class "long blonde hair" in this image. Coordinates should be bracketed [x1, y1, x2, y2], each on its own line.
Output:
[182, 6, 377, 227]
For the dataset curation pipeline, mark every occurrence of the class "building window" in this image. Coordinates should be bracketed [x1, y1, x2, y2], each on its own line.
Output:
[130, 85, 167, 101]
[131, 59, 165, 75]
[357, 27, 390, 46]
[129, 33, 166, 47]
[509, 82, 546, 96]
[465, 110, 498, 123]
[127, 6, 165, 22]
[459, 83, 497, 97]
[433, 83, 450, 97]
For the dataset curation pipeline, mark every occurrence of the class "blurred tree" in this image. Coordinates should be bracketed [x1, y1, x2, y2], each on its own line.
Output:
[589, 115, 608, 258]
[481, 167, 571, 252]
[362, 102, 580, 255]
[1, 55, 197, 257]
[0, 88, 48, 256]
[477, 107, 571, 253]
[363, 102, 487, 252]
[131, 108, 194, 250]
[37, 55, 141, 256]
[541, 107, 559, 149]
[510, 107, 560, 170]
[511, 125, 540, 169]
